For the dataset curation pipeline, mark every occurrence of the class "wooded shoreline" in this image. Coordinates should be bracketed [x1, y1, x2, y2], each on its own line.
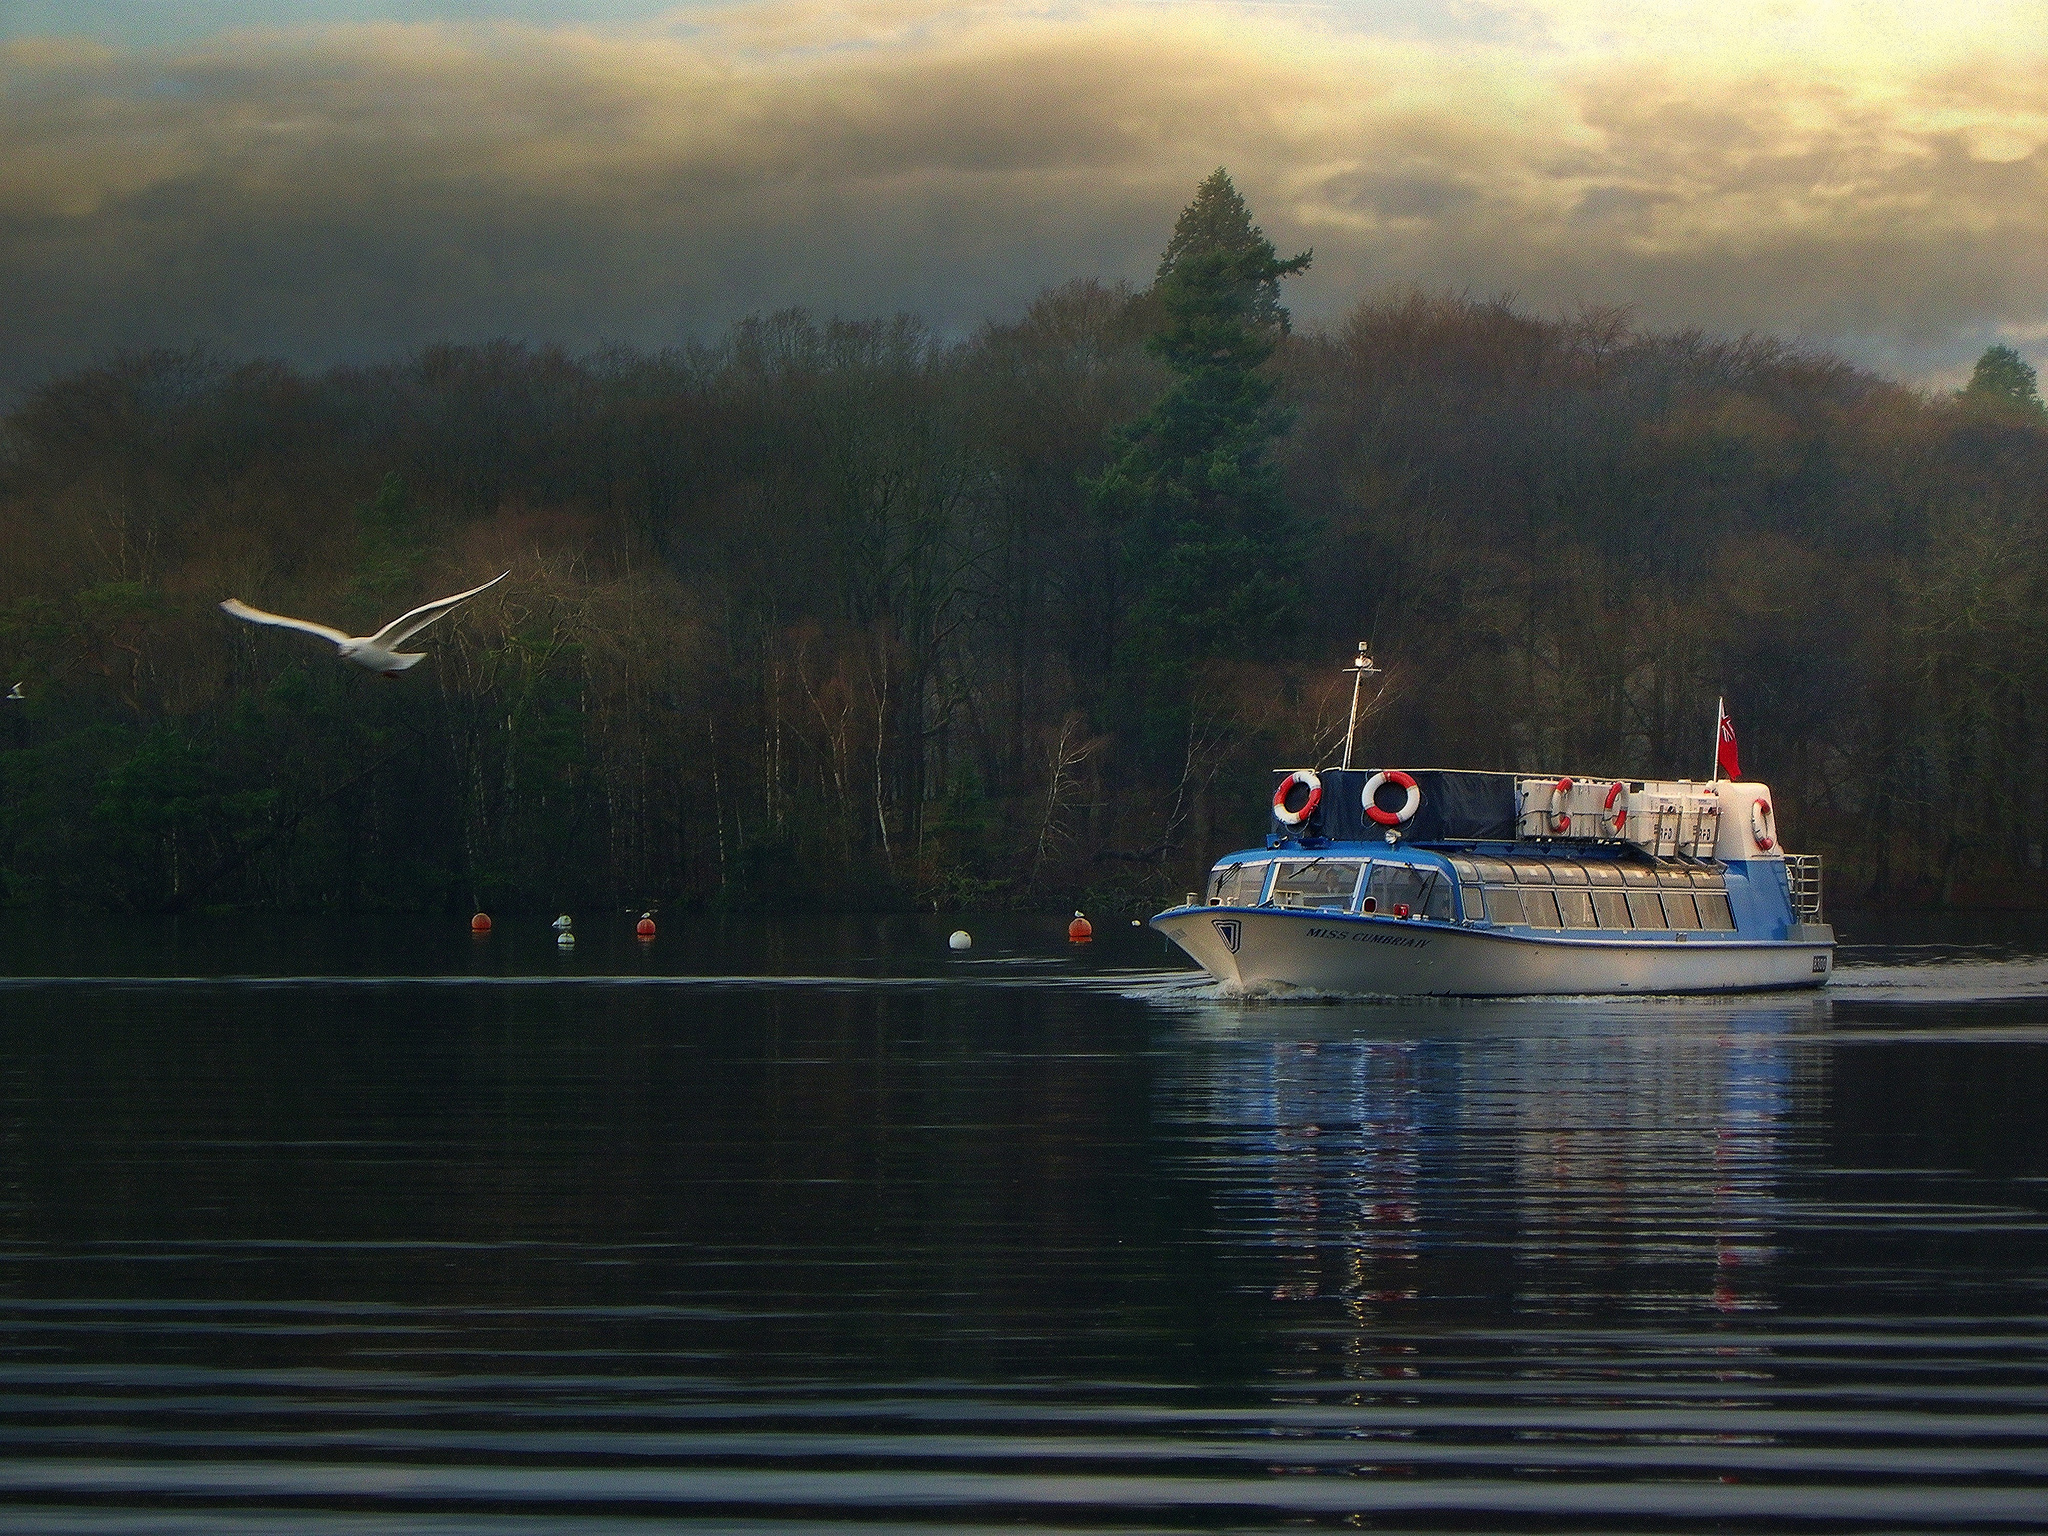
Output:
[3, 271, 2045, 915]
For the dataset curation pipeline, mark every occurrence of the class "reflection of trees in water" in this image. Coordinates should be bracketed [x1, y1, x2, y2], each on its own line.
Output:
[1170, 1013, 1800, 1349]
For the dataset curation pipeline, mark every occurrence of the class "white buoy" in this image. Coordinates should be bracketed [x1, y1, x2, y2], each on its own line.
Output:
[949, 930, 972, 951]
[557, 930, 575, 947]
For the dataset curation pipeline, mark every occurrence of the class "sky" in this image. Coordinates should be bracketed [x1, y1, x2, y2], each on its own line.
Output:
[2, 0, 2045, 398]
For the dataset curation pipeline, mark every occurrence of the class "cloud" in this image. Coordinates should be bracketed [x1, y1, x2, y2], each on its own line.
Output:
[1, 1, 2044, 397]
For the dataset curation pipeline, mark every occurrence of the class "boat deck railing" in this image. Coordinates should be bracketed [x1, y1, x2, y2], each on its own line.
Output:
[1786, 853, 1824, 920]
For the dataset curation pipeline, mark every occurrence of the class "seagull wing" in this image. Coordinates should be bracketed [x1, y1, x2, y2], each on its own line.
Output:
[220, 599, 351, 648]
[369, 572, 509, 649]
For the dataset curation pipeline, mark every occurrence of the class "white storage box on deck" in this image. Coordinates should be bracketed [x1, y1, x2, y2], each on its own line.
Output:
[1621, 783, 1722, 857]
[1514, 776, 1727, 856]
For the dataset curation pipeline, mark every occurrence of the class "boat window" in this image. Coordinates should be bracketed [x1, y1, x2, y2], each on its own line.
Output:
[1687, 869, 1727, 890]
[1556, 888, 1598, 927]
[1271, 859, 1363, 910]
[1207, 866, 1229, 904]
[1423, 871, 1457, 922]
[1625, 889, 1667, 927]
[1583, 864, 1625, 887]
[1483, 886, 1528, 925]
[1656, 869, 1693, 888]
[1695, 891, 1737, 930]
[1510, 861, 1553, 883]
[1470, 857, 1515, 884]
[1522, 888, 1563, 928]
[1216, 861, 1270, 906]
[1450, 862, 1486, 922]
[1662, 891, 1701, 929]
[1549, 863, 1590, 884]
[1366, 863, 1437, 918]
[1621, 866, 1660, 888]
[1591, 889, 1631, 928]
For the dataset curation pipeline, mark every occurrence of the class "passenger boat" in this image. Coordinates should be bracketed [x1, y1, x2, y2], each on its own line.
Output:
[1151, 670, 1834, 996]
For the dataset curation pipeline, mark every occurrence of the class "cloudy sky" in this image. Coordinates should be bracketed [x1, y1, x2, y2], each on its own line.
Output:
[3, 0, 2044, 398]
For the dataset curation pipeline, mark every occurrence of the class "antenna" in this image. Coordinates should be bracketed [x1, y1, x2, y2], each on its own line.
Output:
[1341, 642, 1380, 771]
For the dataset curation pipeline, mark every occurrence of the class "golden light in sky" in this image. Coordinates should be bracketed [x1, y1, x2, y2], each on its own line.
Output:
[1, 0, 2043, 393]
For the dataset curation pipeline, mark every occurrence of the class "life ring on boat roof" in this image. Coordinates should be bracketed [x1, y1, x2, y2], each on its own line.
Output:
[1272, 769, 1323, 826]
[1604, 781, 1628, 836]
[1750, 797, 1776, 852]
[1362, 769, 1421, 827]
[1549, 777, 1575, 834]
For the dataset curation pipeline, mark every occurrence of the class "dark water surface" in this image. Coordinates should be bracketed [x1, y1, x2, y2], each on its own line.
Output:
[2, 912, 2046, 1531]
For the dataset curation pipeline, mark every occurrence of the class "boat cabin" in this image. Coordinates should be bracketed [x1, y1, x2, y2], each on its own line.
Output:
[1204, 765, 1822, 939]
[1206, 848, 1745, 934]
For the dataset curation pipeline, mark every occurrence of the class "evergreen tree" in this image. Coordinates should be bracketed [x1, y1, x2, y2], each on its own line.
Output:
[1157, 167, 1301, 335]
[1087, 169, 1312, 760]
[1960, 343, 2045, 417]
[353, 471, 427, 609]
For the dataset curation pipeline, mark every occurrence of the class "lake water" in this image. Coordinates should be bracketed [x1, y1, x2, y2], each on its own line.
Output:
[1, 911, 2045, 1531]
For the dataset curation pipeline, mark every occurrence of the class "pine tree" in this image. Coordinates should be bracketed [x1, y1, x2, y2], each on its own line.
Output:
[1960, 344, 2045, 418]
[1156, 167, 1301, 335]
[1086, 170, 1312, 758]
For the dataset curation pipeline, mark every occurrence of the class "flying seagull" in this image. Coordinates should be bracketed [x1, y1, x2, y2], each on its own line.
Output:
[220, 573, 509, 676]
[4, 683, 22, 701]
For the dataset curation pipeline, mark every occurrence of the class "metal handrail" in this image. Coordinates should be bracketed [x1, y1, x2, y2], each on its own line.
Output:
[1786, 853, 1824, 920]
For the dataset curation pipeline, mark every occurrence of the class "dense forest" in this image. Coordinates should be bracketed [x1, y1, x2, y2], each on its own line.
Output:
[3, 172, 2046, 915]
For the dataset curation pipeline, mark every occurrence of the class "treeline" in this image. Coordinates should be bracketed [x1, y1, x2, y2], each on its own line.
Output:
[3, 204, 2046, 913]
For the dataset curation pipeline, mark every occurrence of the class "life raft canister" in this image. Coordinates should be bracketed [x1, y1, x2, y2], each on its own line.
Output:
[1549, 777, 1575, 834]
[1751, 798, 1775, 852]
[1604, 781, 1628, 835]
[1272, 769, 1323, 827]
[1362, 769, 1421, 827]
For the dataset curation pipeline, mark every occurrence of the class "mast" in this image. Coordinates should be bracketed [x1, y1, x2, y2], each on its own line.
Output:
[1341, 643, 1380, 771]
[1711, 696, 1724, 784]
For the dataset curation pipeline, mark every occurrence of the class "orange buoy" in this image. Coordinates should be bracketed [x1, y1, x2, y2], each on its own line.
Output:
[470, 912, 492, 933]
[636, 913, 657, 939]
[1068, 911, 1092, 943]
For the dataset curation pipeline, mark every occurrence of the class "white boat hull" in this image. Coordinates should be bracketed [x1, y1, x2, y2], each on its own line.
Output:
[1153, 906, 1832, 996]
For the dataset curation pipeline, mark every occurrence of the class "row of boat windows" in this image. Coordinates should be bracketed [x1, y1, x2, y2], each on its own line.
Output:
[1207, 857, 1738, 932]
[1209, 859, 1453, 920]
[1447, 856, 1726, 891]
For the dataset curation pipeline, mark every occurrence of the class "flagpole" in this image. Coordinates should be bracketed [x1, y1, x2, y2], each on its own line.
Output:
[1711, 696, 1724, 783]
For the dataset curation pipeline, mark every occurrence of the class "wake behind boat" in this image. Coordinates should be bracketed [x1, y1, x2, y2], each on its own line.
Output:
[1152, 667, 1832, 996]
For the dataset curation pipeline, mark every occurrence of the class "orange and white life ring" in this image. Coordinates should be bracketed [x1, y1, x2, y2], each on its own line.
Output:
[1548, 777, 1575, 834]
[1750, 798, 1775, 852]
[1272, 769, 1323, 826]
[1604, 781, 1628, 836]
[1362, 769, 1421, 827]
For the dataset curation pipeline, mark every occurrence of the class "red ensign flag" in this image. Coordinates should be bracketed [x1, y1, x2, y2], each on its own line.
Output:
[1717, 708, 1742, 779]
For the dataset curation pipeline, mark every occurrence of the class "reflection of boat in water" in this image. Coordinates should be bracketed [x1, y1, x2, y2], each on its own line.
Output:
[1159, 1004, 1798, 1318]
[1152, 664, 1833, 996]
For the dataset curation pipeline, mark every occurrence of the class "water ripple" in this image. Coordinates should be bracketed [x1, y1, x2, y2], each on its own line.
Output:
[1, 923, 2046, 1527]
